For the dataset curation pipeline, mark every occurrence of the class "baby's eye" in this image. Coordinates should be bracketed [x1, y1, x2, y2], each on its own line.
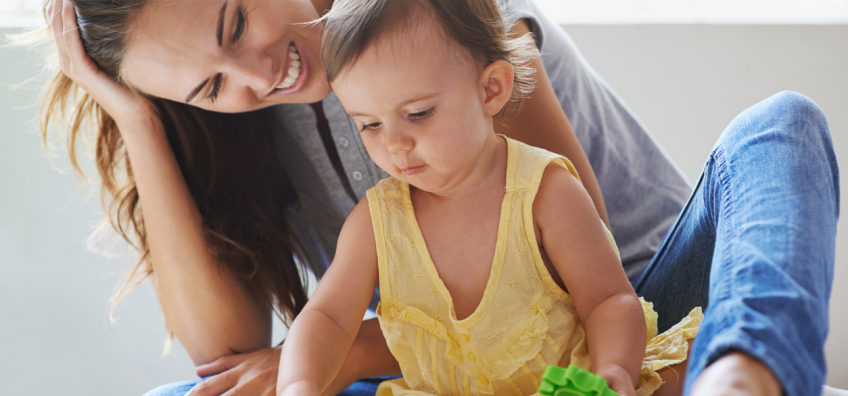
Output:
[409, 108, 435, 120]
[360, 122, 382, 132]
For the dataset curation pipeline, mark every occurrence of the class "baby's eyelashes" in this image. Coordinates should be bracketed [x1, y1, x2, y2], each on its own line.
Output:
[360, 121, 382, 132]
[409, 107, 435, 120]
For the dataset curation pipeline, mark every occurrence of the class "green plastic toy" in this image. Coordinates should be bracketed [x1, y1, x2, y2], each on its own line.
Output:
[537, 365, 620, 396]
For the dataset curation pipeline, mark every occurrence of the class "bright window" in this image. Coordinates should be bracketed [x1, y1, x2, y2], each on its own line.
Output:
[2, 0, 848, 27]
[536, 0, 848, 24]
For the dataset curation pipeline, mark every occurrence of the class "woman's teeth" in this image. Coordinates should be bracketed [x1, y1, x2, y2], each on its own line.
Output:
[277, 45, 301, 90]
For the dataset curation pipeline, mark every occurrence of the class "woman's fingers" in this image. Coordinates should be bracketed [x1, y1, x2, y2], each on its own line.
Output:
[50, 0, 69, 73]
[196, 352, 255, 377]
[186, 370, 236, 396]
[61, 0, 89, 78]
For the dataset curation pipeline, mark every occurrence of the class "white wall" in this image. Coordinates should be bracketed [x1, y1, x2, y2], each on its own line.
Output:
[1, 24, 846, 395]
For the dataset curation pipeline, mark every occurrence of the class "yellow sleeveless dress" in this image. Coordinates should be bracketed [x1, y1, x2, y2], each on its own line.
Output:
[366, 137, 702, 396]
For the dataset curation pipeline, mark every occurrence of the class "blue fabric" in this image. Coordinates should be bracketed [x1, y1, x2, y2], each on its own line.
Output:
[141, 376, 399, 396]
[632, 91, 838, 396]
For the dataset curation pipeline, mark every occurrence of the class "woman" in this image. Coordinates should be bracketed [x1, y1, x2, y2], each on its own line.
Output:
[43, 0, 837, 395]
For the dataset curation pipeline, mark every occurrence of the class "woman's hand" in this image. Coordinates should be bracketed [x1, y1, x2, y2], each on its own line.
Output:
[184, 318, 399, 396]
[49, 0, 155, 128]
[597, 365, 637, 396]
[186, 347, 282, 396]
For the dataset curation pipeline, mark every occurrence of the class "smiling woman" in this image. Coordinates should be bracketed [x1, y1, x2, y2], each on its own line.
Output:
[41, 0, 317, 361]
[31, 0, 840, 395]
[121, 0, 330, 113]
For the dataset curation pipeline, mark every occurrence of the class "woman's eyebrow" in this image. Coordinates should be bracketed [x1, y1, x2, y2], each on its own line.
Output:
[186, 2, 228, 103]
[186, 78, 210, 103]
[216, 1, 228, 47]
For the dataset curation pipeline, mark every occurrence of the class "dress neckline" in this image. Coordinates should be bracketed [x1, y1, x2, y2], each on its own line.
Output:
[400, 136, 517, 329]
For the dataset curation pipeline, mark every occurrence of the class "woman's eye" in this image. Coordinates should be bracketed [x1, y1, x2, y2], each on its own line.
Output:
[233, 8, 247, 42]
[361, 122, 382, 132]
[409, 108, 434, 120]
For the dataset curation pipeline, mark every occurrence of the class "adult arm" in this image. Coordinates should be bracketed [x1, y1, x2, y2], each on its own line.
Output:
[51, 0, 270, 365]
[495, 20, 610, 229]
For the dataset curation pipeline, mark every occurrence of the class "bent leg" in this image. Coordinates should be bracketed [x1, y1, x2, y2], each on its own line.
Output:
[634, 91, 839, 396]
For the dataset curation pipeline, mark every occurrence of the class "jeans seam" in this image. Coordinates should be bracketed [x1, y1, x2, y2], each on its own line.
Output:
[711, 146, 735, 304]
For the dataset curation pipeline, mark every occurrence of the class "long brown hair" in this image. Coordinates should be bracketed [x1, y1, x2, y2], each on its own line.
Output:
[35, 0, 309, 336]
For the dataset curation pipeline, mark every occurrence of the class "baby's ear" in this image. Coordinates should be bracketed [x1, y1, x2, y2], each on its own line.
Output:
[480, 60, 515, 116]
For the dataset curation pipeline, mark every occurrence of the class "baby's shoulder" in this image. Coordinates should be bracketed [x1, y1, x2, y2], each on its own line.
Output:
[532, 161, 594, 228]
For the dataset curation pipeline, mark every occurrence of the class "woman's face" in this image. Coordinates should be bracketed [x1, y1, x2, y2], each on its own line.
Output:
[122, 0, 333, 113]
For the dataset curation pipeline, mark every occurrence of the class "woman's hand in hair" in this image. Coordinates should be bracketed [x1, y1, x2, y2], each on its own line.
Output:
[49, 0, 155, 129]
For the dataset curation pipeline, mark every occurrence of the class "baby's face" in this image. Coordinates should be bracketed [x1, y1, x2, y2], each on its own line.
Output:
[331, 16, 497, 194]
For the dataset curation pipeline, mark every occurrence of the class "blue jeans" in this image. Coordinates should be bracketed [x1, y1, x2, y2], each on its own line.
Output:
[143, 92, 838, 396]
[632, 91, 838, 396]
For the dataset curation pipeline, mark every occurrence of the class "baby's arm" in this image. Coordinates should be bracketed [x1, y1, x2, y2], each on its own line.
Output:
[534, 165, 646, 396]
[276, 199, 380, 396]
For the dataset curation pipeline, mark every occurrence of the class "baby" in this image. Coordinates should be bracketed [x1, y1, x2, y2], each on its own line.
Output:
[276, 0, 702, 395]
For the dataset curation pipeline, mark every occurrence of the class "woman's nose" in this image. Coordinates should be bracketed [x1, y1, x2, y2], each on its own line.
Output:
[385, 126, 414, 154]
[223, 52, 277, 91]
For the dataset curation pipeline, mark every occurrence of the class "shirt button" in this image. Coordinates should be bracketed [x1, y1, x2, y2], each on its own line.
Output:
[338, 136, 350, 148]
[476, 374, 488, 385]
[466, 352, 477, 362]
[351, 170, 363, 181]
[460, 333, 471, 342]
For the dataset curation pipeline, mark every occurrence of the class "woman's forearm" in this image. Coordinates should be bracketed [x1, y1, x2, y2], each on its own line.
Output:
[496, 20, 610, 228]
[119, 118, 271, 365]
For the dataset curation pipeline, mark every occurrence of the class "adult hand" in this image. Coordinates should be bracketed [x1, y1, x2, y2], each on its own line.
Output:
[49, 0, 156, 128]
[187, 347, 282, 396]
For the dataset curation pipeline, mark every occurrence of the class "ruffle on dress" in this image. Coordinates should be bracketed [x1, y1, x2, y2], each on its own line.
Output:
[635, 304, 703, 396]
[379, 294, 560, 394]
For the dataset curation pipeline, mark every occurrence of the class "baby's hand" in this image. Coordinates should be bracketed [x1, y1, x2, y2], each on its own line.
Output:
[597, 365, 637, 396]
[279, 381, 321, 396]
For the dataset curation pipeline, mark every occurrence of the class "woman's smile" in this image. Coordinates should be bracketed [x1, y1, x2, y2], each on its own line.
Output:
[269, 42, 309, 95]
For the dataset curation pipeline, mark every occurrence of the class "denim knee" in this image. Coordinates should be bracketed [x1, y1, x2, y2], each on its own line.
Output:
[718, 91, 828, 149]
[714, 91, 838, 210]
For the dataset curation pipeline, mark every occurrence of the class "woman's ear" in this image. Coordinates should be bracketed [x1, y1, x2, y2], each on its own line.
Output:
[480, 60, 515, 117]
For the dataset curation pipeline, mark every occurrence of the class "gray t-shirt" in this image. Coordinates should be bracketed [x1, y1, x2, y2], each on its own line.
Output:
[273, 0, 692, 284]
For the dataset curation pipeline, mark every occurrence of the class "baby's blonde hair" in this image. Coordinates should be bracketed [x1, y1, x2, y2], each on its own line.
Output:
[320, 0, 538, 108]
